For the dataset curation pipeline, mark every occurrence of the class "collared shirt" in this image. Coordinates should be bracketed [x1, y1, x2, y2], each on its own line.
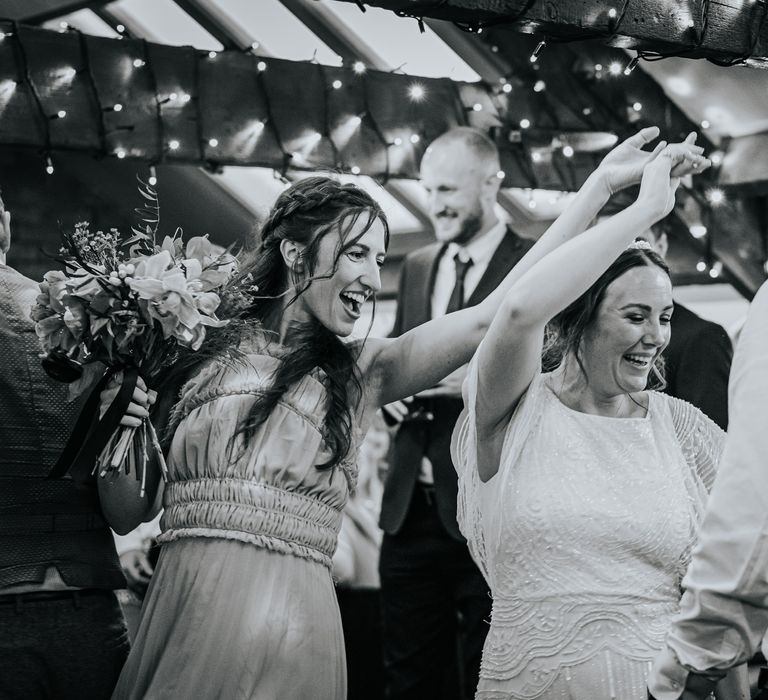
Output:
[430, 219, 507, 319]
[419, 220, 507, 484]
[648, 278, 768, 699]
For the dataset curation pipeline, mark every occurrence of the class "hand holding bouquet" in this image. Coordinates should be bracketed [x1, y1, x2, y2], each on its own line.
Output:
[33, 194, 239, 493]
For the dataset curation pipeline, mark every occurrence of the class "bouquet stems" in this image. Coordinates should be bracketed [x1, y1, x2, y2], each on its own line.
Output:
[96, 418, 168, 497]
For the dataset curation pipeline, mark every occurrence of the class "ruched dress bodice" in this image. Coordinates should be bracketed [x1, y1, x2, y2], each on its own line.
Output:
[113, 345, 359, 700]
[159, 349, 357, 567]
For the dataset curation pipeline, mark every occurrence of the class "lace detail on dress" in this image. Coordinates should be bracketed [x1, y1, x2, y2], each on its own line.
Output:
[668, 395, 723, 494]
[453, 371, 725, 699]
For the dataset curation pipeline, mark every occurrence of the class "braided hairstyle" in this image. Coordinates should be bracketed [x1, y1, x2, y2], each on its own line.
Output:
[231, 176, 389, 469]
[542, 247, 670, 390]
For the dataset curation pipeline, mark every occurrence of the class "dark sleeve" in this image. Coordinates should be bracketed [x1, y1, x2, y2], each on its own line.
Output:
[388, 257, 409, 339]
[672, 324, 733, 431]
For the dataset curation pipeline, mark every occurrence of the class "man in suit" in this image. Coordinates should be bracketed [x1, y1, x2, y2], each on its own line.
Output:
[379, 127, 533, 700]
[645, 230, 732, 429]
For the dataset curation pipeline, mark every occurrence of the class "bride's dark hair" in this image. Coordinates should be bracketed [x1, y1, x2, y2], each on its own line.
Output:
[542, 247, 670, 390]
[229, 176, 389, 469]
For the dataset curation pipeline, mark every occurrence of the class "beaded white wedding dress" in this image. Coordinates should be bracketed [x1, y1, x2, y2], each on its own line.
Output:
[452, 360, 722, 700]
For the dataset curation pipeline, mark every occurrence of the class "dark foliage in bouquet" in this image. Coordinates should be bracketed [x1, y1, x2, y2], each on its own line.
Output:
[32, 180, 257, 487]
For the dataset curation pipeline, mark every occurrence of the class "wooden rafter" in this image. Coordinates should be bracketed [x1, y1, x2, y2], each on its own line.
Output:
[0, 0, 110, 23]
[338, 0, 768, 68]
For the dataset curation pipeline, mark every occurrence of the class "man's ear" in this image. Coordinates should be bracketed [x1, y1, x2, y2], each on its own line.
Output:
[279, 238, 305, 272]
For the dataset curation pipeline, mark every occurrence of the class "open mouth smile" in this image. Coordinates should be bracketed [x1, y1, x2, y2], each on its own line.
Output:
[340, 290, 368, 318]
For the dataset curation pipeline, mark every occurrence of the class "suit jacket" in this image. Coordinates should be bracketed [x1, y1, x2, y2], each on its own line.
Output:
[662, 302, 732, 431]
[380, 227, 533, 540]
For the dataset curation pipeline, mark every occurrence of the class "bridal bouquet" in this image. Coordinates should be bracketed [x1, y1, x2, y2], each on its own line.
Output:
[32, 188, 239, 493]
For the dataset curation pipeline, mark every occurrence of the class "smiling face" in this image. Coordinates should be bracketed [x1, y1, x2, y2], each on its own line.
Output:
[291, 213, 387, 337]
[419, 141, 499, 245]
[578, 264, 673, 397]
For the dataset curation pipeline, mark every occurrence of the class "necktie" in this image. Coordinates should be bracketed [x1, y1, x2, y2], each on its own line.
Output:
[445, 253, 473, 313]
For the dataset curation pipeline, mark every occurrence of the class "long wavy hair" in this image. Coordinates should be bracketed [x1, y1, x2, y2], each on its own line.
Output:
[227, 176, 389, 469]
[542, 247, 670, 390]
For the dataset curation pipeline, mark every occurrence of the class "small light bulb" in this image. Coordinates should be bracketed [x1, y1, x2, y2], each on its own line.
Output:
[393, 137, 403, 146]
[408, 83, 425, 101]
[528, 199, 537, 209]
[520, 118, 531, 129]
[530, 40, 546, 63]
[148, 166, 157, 187]
[696, 260, 707, 272]
[208, 51, 217, 59]
[350, 165, 361, 175]
[701, 119, 711, 129]
[502, 82, 512, 94]
[710, 151, 724, 166]
[496, 170, 505, 180]
[410, 133, 420, 144]
[608, 7, 617, 18]
[472, 103, 483, 111]
[57, 109, 66, 119]
[706, 187, 725, 206]
[116, 24, 125, 33]
[533, 80, 546, 93]
[609, 61, 622, 76]
[116, 148, 126, 159]
[332, 79, 343, 90]
[532, 152, 542, 163]
[689, 224, 707, 239]
[632, 102, 642, 111]
[563, 145, 575, 158]
[113, 103, 123, 112]
[169, 139, 180, 150]
[353, 61, 366, 74]
[208, 138, 219, 147]
[257, 61, 267, 72]
[133, 58, 145, 68]
[709, 261, 722, 278]
[45, 156, 54, 175]
[180, 93, 191, 103]
[251, 41, 260, 50]
[350, 115, 362, 127]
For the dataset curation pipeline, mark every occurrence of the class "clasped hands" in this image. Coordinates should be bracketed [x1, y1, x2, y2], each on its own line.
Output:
[596, 125, 711, 198]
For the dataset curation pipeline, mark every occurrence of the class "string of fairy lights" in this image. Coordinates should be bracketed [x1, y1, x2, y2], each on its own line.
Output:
[0, 4, 764, 281]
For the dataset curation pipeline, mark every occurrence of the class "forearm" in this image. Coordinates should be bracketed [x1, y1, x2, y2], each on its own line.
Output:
[499, 200, 657, 325]
[98, 460, 163, 535]
[475, 171, 612, 321]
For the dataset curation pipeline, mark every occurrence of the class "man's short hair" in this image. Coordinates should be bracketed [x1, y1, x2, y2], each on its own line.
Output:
[428, 126, 499, 165]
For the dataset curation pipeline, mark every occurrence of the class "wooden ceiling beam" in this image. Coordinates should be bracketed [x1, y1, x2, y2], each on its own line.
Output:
[337, 0, 768, 67]
[0, 0, 111, 23]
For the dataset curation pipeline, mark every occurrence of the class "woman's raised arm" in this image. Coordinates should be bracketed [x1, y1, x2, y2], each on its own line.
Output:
[470, 137, 709, 481]
[363, 127, 674, 407]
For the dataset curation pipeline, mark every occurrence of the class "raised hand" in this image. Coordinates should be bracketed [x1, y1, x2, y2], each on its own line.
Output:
[597, 126, 666, 196]
[637, 137, 710, 220]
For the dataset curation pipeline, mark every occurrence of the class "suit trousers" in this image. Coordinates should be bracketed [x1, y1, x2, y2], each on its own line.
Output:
[0, 590, 129, 700]
[379, 484, 491, 700]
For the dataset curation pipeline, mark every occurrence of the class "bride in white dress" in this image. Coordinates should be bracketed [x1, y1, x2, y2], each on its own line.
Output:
[452, 138, 742, 699]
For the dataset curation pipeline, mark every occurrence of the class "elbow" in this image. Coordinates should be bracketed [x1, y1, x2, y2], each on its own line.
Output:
[499, 295, 539, 329]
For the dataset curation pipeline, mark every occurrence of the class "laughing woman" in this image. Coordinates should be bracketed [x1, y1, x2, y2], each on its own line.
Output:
[113, 128, 688, 700]
[451, 139, 746, 699]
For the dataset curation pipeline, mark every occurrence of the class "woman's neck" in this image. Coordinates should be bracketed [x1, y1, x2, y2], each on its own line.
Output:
[553, 357, 642, 418]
